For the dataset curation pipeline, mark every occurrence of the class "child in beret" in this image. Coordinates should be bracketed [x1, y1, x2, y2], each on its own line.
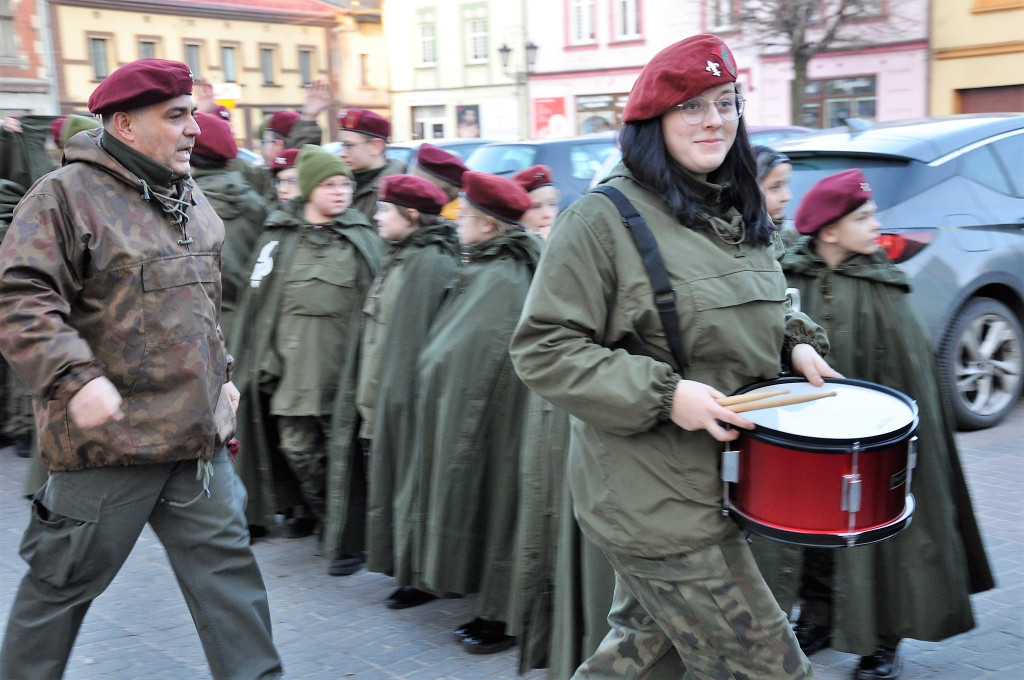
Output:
[510, 34, 838, 678]
[411, 171, 543, 654]
[512, 164, 561, 240]
[749, 168, 993, 680]
[357, 174, 460, 610]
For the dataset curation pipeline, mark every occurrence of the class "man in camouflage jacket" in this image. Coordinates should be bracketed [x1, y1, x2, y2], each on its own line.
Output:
[0, 59, 282, 680]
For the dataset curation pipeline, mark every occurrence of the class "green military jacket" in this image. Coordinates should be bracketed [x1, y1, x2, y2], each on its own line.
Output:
[749, 239, 995, 655]
[357, 220, 461, 577]
[190, 167, 268, 345]
[510, 162, 828, 559]
[230, 200, 383, 526]
[413, 231, 542, 619]
[350, 158, 407, 221]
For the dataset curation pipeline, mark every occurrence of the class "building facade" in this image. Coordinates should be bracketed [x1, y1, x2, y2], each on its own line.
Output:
[48, 0, 341, 146]
[1, 0, 57, 116]
[930, 0, 1024, 115]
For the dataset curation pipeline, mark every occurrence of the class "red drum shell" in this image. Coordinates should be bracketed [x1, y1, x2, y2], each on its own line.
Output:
[725, 377, 917, 547]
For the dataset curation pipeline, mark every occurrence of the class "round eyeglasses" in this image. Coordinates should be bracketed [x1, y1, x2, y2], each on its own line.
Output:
[675, 93, 745, 125]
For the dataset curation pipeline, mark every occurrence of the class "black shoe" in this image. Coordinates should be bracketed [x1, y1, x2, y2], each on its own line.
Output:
[854, 646, 901, 680]
[385, 586, 437, 610]
[281, 516, 317, 539]
[248, 524, 269, 544]
[793, 619, 832, 655]
[461, 620, 515, 655]
[327, 553, 365, 576]
[454, 617, 488, 640]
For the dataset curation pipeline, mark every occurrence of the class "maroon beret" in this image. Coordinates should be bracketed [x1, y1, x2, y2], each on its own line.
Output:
[379, 174, 449, 215]
[266, 110, 300, 137]
[213, 104, 231, 121]
[192, 112, 238, 162]
[461, 171, 531, 224]
[622, 35, 738, 122]
[512, 165, 554, 193]
[338, 108, 390, 139]
[794, 169, 874, 235]
[49, 117, 66, 144]
[271, 148, 301, 175]
[88, 58, 194, 116]
[414, 143, 468, 187]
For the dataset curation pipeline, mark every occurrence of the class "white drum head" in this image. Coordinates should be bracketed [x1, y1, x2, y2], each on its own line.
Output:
[741, 381, 916, 440]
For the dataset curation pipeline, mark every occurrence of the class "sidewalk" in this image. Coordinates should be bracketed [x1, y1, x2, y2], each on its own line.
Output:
[1, 401, 1021, 679]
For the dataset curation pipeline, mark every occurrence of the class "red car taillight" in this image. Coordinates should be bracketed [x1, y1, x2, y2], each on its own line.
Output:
[877, 230, 935, 264]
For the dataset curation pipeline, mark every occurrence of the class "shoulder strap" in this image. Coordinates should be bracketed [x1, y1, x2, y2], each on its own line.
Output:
[591, 185, 688, 376]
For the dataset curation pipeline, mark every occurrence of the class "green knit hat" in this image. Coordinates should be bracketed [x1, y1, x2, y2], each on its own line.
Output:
[297, 144, 353, 201]
[60, 114, 101, 147]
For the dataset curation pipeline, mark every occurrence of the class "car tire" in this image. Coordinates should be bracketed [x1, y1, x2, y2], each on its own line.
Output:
[938, 297, 1023, 431]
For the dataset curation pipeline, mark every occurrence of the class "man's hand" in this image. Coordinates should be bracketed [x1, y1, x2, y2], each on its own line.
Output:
[301, 80, 332, 119]
[670, 379, 755, 443]
[68, 376, 124, 429]
[222, 381, 240, 414]
[2, 116, 23, 134]
[790, 343, 843, 386]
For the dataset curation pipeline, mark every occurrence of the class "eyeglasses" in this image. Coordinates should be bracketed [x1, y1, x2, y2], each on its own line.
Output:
[273, 178, 299, 187]
[675, 93, 745, 125]
[318, 179, 355, 192]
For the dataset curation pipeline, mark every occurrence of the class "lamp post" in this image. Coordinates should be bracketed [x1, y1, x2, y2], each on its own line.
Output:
[497, 41, 538, 139]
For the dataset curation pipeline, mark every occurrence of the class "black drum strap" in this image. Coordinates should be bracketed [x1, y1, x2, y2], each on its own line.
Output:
[592, 185, 688, 376]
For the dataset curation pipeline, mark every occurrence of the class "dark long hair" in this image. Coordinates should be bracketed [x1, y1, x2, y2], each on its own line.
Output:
[619, 115, 772, 246]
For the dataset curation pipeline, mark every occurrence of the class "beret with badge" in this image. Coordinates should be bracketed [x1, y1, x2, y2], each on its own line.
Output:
[461, 171, 531, 224]
[338, 108, 391, 140]
[512, 165, 554, 193]
[379, 174, 449, 215]
[271, 148, 301, 176]
[414, 143, 469, 187]
[794, 168, 874, 235]
[192, 111, 238, 162]
[88, 58, 194, 116]
[622, 34, 738, 122]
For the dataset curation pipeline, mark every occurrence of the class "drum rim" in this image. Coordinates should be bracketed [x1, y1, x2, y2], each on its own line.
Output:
[734, 376, 920, 452]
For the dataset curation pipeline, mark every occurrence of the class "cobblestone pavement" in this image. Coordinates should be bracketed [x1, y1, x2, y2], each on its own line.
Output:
[0, 400, 1021, 679]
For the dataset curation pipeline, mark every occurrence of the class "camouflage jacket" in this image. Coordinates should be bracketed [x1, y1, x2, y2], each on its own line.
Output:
[0, 128, 229, 472]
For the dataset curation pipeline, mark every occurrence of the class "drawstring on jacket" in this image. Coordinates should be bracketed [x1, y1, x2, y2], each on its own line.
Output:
[140, 178, 195, 245]
[162, 458, 214, 508]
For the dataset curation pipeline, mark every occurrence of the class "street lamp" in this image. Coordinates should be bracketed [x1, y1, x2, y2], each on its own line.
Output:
[497, 41, 538, 138]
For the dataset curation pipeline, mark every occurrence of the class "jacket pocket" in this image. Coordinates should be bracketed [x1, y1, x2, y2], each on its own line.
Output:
[141, 255, 220, 347]
[284, 262, 359, 318]
[19, 495, 101, 588]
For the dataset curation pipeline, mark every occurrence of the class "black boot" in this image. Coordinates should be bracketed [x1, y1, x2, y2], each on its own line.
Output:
[855, 645, 902, 680]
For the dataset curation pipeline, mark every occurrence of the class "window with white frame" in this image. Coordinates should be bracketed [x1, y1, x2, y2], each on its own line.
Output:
[613, 0, 640, 40]
[0, 0, 14, 58]
[708, 0, 736, 32]
[184, 43, 202, 78]
[569, 0, 595, 45]
[299, 49, 313, 86]
[859, 0, 886, 17]
[90, 38, 110, 79]
[221, 45, 237, 83]
[417, 23, 437, 66]
[139, 40, 156, 59]
[466, 18, 488, 63]
[260, 48, 275, 85]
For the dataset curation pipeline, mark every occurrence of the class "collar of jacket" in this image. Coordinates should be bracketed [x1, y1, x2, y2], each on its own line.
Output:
[785, 235, 910, 290]
[101, 129, 185, 188]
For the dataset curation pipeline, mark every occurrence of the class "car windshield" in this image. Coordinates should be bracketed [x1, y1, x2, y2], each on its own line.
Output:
[467, 145, 539, 176]
[785, 156, 912, 218]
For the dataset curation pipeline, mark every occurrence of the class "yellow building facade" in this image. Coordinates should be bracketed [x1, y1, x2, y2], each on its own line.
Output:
[49, 0, 349, 147]
[930, 0, 1024, 114]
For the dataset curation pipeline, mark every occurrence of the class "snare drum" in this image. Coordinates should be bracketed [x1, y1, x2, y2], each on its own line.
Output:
[721, 377, 918, 547]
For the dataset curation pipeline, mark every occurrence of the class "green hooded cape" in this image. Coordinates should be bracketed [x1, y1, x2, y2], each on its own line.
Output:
[750, 238, 995, 655]
[359, 220, 461, 577]
[410, 231, 541, 621]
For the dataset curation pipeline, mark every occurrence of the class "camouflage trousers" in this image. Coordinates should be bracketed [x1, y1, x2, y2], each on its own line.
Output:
[574, 530, 813, 680]
[275, 414, 330, 521]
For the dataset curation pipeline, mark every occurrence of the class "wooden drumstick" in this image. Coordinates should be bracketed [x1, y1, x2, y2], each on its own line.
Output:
[716, 389, 789, 407]
[726, 390, 838, 413]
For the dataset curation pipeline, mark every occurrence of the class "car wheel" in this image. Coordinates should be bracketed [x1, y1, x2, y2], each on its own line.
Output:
[939, 297, 1023, 431]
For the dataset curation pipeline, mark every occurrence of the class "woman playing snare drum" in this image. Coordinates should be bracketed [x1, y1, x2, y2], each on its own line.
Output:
[510, 34, 839, 679]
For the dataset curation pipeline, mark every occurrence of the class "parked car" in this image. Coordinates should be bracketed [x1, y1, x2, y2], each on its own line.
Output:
[465, 133, 618, 209]
[322, 137, 495, 168]
[235, 147, 263, 166]
[774, 114, 1024, 430]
